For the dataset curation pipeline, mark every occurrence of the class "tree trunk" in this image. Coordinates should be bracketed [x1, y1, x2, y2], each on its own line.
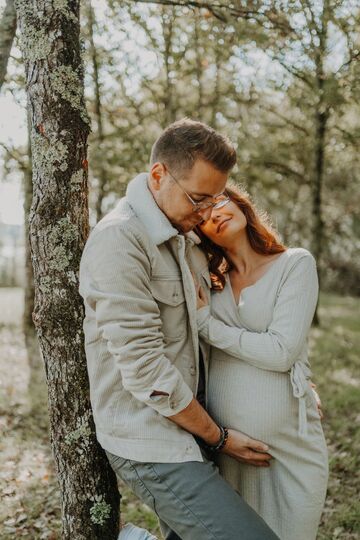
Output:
[15, 2, 120, 538]
[23, 111, 35, 343]
[22, 110, 48, 421]
[162, 8, 176, 124]
[311, 107, 327, 326]
[0, 0, 17, 90]
[211, 38, 221, 128]
[311, 3, 329, 326]
[194, 9, 204, 119]
[87, 0, 108, 223]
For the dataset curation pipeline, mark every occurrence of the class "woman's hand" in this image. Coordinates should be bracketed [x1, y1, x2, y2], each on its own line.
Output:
[310, 382, 324, 420]
[192, 272, 209, 310]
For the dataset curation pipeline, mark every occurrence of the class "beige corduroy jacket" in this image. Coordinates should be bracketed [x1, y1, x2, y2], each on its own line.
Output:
[79, 173, 211, 463]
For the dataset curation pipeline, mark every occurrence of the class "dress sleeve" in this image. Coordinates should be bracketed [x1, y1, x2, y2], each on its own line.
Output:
[197, 254, 318, 372]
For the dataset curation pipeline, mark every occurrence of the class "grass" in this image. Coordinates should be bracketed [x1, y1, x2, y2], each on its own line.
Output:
[313, 294, 360, 540]
[0, 288, 359, 539]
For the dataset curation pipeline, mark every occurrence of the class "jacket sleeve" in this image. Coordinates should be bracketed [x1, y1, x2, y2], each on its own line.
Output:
[197, 254, 318, 372]
[80, 224, 193, 417]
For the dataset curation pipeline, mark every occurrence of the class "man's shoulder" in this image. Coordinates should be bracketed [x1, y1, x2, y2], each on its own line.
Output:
[93, 198, 134, 233]
[89, 198, 148, 244]
[82, 198, 155, 266]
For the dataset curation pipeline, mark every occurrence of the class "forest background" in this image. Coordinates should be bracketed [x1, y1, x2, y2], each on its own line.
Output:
[0, 0, 359, 539]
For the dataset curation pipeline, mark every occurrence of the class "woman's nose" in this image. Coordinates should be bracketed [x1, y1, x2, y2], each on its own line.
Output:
[211, 209, 222, 222]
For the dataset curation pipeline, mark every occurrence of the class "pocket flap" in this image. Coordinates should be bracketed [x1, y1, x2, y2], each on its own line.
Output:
[151, 278, 185, 306]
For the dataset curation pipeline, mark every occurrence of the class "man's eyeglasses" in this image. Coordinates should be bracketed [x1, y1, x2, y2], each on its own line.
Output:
[163, 164, 230, 212]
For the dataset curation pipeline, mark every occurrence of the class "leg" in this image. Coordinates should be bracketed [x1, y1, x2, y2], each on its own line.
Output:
[106, 450, 279, 540]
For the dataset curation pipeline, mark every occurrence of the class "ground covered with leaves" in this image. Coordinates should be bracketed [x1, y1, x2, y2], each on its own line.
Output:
[0, 288, 359, 539]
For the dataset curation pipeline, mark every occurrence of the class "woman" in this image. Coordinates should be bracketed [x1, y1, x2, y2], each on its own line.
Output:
[194, 185, 328, 540]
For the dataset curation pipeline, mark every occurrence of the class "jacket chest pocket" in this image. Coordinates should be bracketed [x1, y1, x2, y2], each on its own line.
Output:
[150, 278, 187, 341]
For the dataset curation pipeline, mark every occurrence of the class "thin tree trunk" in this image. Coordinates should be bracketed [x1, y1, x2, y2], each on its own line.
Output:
[15, 2, 120, 538]
[312, 109, 327, 278]
[0, 0, 16, 90]
[194, 9, 204, 119]
[162, 8, 176, 123]
[311, 2, 329, 326]
[211, 39, 221, 127]
[87, 0, 108, 222]
[312, 107, 327, 326]
[23, 111, 35, 343]
[22, 110, 47, 419]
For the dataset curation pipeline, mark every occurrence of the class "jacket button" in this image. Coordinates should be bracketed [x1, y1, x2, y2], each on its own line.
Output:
[190, 366, 196, 375]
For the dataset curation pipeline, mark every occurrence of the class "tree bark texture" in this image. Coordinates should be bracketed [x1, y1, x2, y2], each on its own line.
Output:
[15, 1, 120, 538]
[0, 0, 17, 89]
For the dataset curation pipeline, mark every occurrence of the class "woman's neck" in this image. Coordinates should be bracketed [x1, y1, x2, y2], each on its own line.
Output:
[224, 232, 267, 275]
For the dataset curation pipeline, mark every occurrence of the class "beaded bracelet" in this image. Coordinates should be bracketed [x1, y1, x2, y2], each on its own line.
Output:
[202, 426, 229, 452]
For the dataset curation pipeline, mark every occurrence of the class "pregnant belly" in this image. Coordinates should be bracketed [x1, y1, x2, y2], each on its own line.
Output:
[208, 355, 299, 441]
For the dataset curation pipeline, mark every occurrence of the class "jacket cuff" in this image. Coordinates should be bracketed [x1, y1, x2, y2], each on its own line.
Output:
[149, 379, 194, 417]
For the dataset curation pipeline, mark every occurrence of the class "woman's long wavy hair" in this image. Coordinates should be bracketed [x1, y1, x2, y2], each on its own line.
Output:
[195, 184, 287, 290]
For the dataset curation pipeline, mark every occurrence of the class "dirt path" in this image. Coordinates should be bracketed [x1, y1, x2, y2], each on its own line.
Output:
[0, 288, 61, 539]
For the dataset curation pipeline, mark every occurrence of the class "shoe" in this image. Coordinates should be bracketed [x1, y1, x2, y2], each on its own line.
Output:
[118, 522, 158, 540]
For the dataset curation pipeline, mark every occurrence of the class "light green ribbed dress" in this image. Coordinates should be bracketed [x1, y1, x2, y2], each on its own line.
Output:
[197, 248, 328, 540]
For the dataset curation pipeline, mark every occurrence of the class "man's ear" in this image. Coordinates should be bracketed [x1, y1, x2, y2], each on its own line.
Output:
[149, 162, 165, 191]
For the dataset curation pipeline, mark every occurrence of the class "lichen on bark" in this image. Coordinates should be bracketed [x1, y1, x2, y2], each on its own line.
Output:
[90, 496, 112, 526]
[53, 0, 78, 23]
[20, 27, 52, 60]
[47, 217, 79, 271]
[70, 169, 85, 192]
[65, 412, 92, 447]
[50, 65, 90, 124]
[32, 132, 69, 176]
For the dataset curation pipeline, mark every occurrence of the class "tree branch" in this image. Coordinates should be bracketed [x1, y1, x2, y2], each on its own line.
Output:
[0, 141, 27, 170]
[0, 0, 17, 90]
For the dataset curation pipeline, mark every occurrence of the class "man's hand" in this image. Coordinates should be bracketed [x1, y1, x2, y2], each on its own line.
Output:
[221, 429, 273, 467]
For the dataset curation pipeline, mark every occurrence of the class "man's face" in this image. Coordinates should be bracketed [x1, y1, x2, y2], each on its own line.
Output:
[149, 159, 229, 233]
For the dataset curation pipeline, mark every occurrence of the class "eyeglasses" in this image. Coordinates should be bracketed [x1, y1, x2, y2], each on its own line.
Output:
[163, 164, 230, 212]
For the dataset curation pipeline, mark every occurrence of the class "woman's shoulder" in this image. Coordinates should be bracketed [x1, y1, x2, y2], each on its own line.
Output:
[283, 247, 317, 273]
[285, 247, 315, 261]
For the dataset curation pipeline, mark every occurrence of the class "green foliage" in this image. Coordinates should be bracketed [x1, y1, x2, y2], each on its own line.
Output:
[77, 2, 360, 293]
[4, 2, 358, 292]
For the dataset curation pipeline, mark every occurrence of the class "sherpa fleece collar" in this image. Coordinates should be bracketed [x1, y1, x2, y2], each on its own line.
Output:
[125, 172, 201, 246]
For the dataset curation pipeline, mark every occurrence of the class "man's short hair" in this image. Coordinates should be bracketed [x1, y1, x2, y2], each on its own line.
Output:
[150, 118, 237, 176]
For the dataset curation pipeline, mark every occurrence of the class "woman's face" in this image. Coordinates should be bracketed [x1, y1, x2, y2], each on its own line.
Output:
[199, 199, 247, 247]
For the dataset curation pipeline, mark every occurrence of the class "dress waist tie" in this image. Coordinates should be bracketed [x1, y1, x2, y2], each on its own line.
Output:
[289, 361, 312, 436]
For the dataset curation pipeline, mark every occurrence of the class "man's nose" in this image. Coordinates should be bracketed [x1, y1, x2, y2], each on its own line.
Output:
[198, 206, 213, 221]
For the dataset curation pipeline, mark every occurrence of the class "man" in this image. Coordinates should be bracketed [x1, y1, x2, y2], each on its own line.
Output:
[79, 119, 279, 539]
